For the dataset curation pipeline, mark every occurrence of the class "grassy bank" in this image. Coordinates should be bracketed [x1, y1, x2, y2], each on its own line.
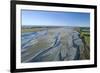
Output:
[79, 27, 90, 59]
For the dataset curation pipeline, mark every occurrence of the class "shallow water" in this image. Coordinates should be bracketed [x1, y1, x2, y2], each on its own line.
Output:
[21, 28, 84, 62]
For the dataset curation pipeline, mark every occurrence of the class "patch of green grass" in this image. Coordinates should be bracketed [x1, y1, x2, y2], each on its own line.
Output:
[79, 28, 90, 60]
[80, 31, 90, 46]
[21, 28, 46, 33]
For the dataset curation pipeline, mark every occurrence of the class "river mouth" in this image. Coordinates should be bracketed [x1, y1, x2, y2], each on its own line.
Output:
[21, 27, 90, 63]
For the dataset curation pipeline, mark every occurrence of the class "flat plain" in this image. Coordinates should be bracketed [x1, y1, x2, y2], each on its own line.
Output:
[21, 26, 90, 63]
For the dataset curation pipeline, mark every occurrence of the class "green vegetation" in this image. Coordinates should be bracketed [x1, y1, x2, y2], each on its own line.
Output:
[80, 27, 90, 46]
[21, 28, 46, 33]
[79, 27, 90, 59]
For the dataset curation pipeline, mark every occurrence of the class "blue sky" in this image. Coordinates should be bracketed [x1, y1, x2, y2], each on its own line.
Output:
[21, 10, 90, 27]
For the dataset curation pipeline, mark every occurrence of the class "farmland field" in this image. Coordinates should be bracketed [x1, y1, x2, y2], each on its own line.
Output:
[21, 26, 90, 63]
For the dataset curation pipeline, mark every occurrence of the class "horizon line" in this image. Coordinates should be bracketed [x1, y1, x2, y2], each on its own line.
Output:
[21, 25, 90, 27]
